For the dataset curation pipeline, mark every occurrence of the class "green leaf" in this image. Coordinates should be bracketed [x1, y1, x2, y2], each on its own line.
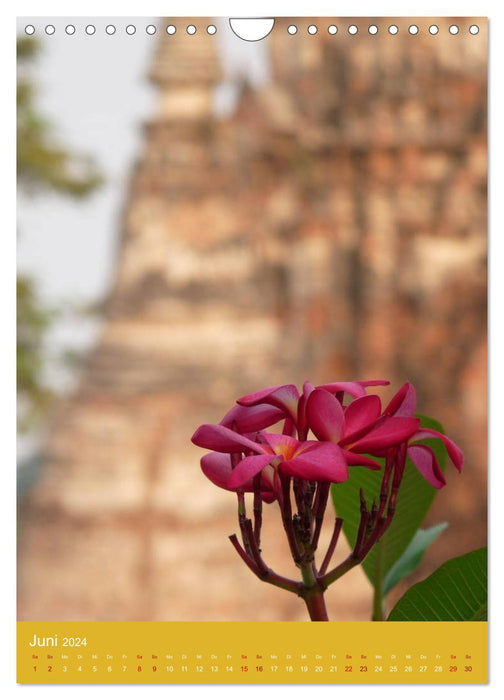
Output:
[330, 414, 447, 588]
[382, 522, 448, 596]
[387, 547, 487, 621]
[471, 602, 487, 621]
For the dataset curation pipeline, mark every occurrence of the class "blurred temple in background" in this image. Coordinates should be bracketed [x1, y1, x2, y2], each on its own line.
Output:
[17, 17, 487, 621]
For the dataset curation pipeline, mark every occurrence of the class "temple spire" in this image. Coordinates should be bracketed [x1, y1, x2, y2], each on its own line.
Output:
[150, 18, 222, 122]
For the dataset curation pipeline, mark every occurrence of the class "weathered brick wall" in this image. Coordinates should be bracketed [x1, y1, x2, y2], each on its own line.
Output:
[18, 17, 487, 621]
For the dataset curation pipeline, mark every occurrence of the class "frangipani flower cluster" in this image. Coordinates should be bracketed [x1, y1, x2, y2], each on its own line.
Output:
[192, 380, 463, 497]
[191, 380, 464, 621]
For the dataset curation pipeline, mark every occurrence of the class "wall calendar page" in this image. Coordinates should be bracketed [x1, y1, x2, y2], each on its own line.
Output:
[15, 13, 488, 687]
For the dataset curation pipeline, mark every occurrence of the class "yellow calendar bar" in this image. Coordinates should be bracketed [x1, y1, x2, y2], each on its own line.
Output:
[17, 621, 487, 684]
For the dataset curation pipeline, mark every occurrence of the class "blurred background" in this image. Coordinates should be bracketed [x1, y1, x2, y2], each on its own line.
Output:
[17, 17, 487, 621]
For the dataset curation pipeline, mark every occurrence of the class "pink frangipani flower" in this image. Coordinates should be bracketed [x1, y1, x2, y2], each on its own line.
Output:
[220, 402, 286, 434]
[384, 382, 464, 488]
[228, 433, 348, 487]
[191, 423, 349, 491]
[237, 384, 300, 423]
[200, 451, 277, 502]
[191, 378, 466, 622]
[305, 389, 420, 465]
[231, 380, 391, 436]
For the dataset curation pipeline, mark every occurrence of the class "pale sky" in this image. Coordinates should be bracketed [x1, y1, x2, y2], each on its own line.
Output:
[16, 17, 268, 390]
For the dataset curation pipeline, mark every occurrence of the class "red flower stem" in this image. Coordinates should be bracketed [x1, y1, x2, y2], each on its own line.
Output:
[252, 474, 263, 546]
[370, 498, 378, 524]
[243, 518, 268, 575]
[298, 559, 329, 621]
[354, 505, 370, 556]
[237, 491, 255, 558]
[373, 448, 406, 539]
[230, 442, 409, 618]
[228, 535, 302, 595]
[237, 489, 246, 518]
[305, 482, 316, 511]
[312, 482, 321, 516]
[320, 447, 407, 589]
[311, 482, 330, 551]
[238, 520, 253, 558]
[303, 482, 316, 534]
[375, 449, 395, 521]
[303, 591, 329, 621]
[229, 534, 263, 577]
[321, 511, 387, 588]
[393, 443, 407, 486]
[280, 475, 302, 564]
[319, 552, 362, 588]
[370, 450, 406, 620]
[374, 472, 402, 540]
[319, 517, 344, 576]
[293, 478, 306, 517]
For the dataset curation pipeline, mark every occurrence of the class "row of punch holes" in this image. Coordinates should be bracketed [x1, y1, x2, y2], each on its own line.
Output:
[24, 23, 480, 37]
[24, 24, 216, 36]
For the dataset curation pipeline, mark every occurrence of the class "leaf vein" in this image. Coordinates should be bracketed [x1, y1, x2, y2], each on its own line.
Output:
[426, 585, 461, 619]
[443, 568, 478, 610]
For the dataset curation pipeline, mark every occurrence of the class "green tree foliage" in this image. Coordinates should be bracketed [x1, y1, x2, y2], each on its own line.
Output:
[16, 277, 53, 430]
[17, 36, 102, 430]
[388, 547, 487, 621]
[17, 36, 102, 196]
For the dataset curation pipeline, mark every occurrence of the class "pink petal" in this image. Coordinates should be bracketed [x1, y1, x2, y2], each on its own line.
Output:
[412, 429, 464, 472]
[282, 442, 349, 483]
[191, 424, 267, 454]
[220, 403, 285, 432]
[316, 380, 389, 400]
[261, 490, 277, 504]
[228, 454, 276, 488]
[341, 449, 382, 470]
[408, 445, 446, 488]
[316, 382, 367, 399]
[343, 395, 382, 437]
[201, 452, 233, 490]
[282, 417, 297, 437]
[339, 416, 384, 447]
[237, 384, 300, 421]
[306, 389, 345, 442]
[263, 433, 300, 459]
[201, 452, 278, 501]
[385, 382, 417, 417]
[358, 380, 390, 388]
[302, 381, 316, 397]
[349, 417, 420, 453]
[297, 381, 315, 436]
